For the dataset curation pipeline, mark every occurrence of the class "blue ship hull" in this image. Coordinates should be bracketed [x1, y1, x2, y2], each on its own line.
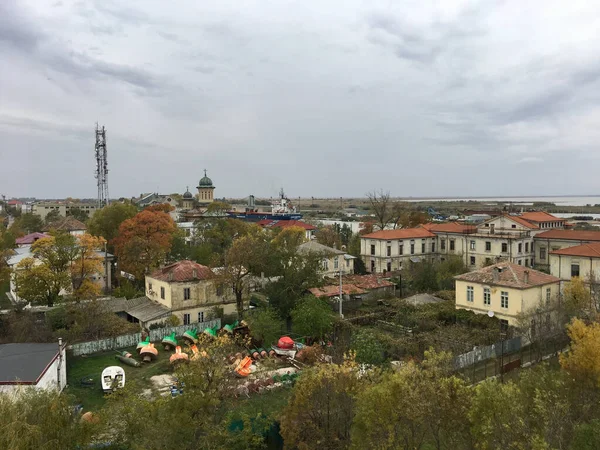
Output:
[226, 212, 303, 222]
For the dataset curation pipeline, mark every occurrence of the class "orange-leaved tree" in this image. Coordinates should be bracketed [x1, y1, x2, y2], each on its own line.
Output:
[71, 233, 107, 300]
[113, 209, 177, 280]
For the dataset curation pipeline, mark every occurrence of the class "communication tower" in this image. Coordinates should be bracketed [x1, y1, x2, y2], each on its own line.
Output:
[94, 123, 109, 208]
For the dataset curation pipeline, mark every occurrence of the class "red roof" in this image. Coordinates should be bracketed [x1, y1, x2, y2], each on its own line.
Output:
[550, 242, 600, 258]
[257, 219, 316, 231]
[7, 200, 22, 206]
[421, 222, 476, 234]
[309, 284, 366, 298]
[149, 260, 215, 282]
[342, 274, 395, 289]
[362, 227, 435, 240]
[42, 216, 87, 232]
[500, 215, 539, 229]
[520, 211, 565, 223]
[15, 232, 50, 245]
[535, 230, 600, 242]
[455, 262, 559, 288]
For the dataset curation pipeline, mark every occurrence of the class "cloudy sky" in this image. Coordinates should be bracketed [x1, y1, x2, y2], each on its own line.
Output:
[1, 0, 600, 200]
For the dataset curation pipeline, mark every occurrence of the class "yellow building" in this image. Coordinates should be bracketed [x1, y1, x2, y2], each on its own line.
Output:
[145, 260, 236, 325]
[549, 242, 600, 284]
[297, 240, 355, 277]
[534, 230, 600, 271]
[197, 170, 215, 205]
[454, 262, 560, 326]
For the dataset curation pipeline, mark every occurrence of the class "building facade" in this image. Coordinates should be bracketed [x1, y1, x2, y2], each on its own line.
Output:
[32, 202, 97, 220]
[533, 230, 600, 271]
[454, 262, 560, 326]
[145, 260, 237, 325]
[549, 242, 600, 285]
[297, 240, 355, 277]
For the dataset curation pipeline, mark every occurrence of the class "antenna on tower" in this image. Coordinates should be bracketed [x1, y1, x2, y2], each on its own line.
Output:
[94, 123, 109, 208]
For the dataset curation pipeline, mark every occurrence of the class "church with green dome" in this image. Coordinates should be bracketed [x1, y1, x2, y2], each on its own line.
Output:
[196, 169, 215, 205]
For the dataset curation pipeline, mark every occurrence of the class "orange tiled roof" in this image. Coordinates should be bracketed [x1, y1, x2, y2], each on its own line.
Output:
[150, 260, 214, 282]
[454, 262, 559, 289]
[520, 211, 565, 223]
[342, 274, 395, 289]
[42, 216, 87, 232]
[550, 242, 600, 258]
[501, 214, 539, 229]
[534, 230, 600, 242]
[362, 227, 435, 240]
[421, 222, 475, 234]
[309, 284, 366, 298]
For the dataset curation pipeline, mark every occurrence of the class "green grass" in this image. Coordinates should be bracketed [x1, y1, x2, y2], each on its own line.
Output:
[66, 346, 174, 411]
[225, 385, 293, 420]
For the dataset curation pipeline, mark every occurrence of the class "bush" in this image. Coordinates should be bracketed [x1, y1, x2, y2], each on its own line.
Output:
[351, 329, 385, 365]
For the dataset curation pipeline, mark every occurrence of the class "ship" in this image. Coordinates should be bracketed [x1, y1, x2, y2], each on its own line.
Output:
[226, 189, 303, 222]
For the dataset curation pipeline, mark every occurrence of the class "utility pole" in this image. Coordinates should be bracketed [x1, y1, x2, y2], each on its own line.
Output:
[339, 267, 343, 319]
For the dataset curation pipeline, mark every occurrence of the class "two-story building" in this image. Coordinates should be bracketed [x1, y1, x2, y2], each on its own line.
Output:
[533, 230, 600, 271]
[454, 262, 560, 326]
[145, 260, 237, 325]
[360, 228, 437, 273]
[32, 202, 97, 221]
[297, 240, 355, 277]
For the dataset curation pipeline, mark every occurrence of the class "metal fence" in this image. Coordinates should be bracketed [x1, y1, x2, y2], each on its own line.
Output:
[67, 319, 221, 356]
[453, 336, 522, 370]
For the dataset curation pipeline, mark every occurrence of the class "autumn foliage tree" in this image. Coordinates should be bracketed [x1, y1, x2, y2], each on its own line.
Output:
[88, 201, 138, 251]
[113, 209, 177, 280]
[560, 318, 600, 388]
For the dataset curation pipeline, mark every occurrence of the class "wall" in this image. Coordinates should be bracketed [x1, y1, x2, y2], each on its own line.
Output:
[361, 236, 437, 273]
[535, 238, 598, 269]
[455, 279, 559, 326]
[146, 277, 173, 308]
[549, 253, 600, 282]
[68, 319, 221, 356]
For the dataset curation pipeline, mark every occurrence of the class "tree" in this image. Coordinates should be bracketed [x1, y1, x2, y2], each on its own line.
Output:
[291, 295, 335, 340]
[469, 380, 528, 449]
[113, 209, 177, 280]
[44, 209, 62, 225]
[281, 362, 361, 450]
[316, 225, 342, 249]
[206, 201, 232, 215]
[367, 190, 394, 231]
[0, 388, 97, 449]
[220, 229, 271, 319]
[351, 329, 385, 365]
[193, 218, 252, 265]
[66, 207, 89, 223]
[14, 233, 106, 305]
[246, 307, 284, 346]
[9, 213, 43, 234]
[87, 201, 138, 252]
[563, 277, 593, 318]
[560, 318, 600, 388]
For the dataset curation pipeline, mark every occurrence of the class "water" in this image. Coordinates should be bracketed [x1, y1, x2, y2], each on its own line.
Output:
[401, 196, 600, 207]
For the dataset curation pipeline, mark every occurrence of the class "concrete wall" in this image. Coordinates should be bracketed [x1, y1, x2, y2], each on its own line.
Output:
[68, 319, 221, 356]
[549, 253, 600, 282]
[361, 236, 437, 273]
[455, 279, 559, 326]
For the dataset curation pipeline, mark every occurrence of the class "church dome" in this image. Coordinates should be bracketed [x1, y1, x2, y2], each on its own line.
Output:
[198, 170, 214, 188]
[183, 187, 193, 199]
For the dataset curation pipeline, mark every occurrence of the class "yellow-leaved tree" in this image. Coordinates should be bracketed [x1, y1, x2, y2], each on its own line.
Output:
[560, 318, 600, 388]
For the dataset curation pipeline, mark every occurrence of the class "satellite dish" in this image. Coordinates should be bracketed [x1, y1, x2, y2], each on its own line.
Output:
[487, 310, 494, 318]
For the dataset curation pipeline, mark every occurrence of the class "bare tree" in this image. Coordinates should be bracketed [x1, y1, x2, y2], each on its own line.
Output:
[366, 189, 394, 231]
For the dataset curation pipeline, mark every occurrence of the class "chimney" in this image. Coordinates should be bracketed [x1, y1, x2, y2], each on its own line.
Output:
[168, 272, 173, 282]
[492, 267, 500, 282]
[192, 269, 198, 279]
[523, 270, 529, 284]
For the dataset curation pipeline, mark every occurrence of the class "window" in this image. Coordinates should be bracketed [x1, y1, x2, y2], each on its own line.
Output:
[148, 283, 153, 292]
[546, 287, 551, 305]
[525, 259, 529, 267]
[346, 259, 350, 268]
[441, 239, 446, 250]
[470, 240, 476, 250]
[386, 262, 391, 272]
[450, 240, 455, 251]
[322, 259, 329, 271]
[518, 260, 522, 265]
[467, 286, 474, 302]
[571, 264, 580, 277]
[216, 284, 224, 296]
[411, 243, 415, 254]
[525, 242, 529, 252]
[387, 246, 391, 257]
[501, 291, 509, 309]
[511, 224, 516, 229]
[501, 243, 508, 253]
[485, 241, 491, 251]
[160, 286, 165, 300]
[334, 257, 339, 269]
[198, 311, 204, 323]
[470, 256, 476, 266]
[431, 242, 435, 253]
[540, 247, 546, 260]
[183, 313, 191, 325]
[371, 260, 375, 272]
[518, 243, 522, 253]
[484, 287, 491, 306]
[399, 243, 404, 255]
[370, 244, 375, 255]
[421, 242, 425, 253]
[184, 287, 191, 300]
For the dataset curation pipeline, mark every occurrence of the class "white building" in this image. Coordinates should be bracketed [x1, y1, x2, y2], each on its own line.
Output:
[0, 340, 67, 395]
